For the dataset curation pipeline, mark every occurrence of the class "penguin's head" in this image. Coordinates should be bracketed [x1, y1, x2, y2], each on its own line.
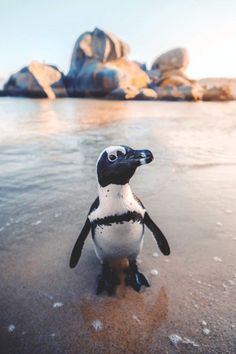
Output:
[96, 145, 153, 187]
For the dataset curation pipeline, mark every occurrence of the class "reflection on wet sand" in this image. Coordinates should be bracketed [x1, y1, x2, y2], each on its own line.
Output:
[72, 100, 130, 129]
[79, 287, 168, 353]
[0, 99, 132, 144]
[37, 100, 65, 135]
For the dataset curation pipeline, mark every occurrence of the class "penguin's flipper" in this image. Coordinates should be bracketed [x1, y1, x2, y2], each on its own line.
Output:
[144, 212, 170, 256]
[69, 218, 91, 268]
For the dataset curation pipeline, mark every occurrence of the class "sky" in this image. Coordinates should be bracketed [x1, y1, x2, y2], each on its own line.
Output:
[0, 0, 236, 79]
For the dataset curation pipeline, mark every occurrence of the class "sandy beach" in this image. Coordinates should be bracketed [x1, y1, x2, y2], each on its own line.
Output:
[0, 99, 235, 353]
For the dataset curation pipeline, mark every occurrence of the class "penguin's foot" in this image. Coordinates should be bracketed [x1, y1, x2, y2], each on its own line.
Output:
[96, 263, 120, 295]
[125, 260, 150, 292]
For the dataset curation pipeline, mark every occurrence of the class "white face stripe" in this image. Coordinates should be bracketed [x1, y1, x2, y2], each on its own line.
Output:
[140, 157, 147, 165]
[96, 145, 126, 167]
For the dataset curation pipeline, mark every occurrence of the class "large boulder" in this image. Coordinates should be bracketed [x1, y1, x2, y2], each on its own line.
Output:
[152, 48, 189, 72]
[150, 48, 201, 100]
[66, 28, 149, 97]
[4, 61, 67, 98]
[199, 78, 236, 101]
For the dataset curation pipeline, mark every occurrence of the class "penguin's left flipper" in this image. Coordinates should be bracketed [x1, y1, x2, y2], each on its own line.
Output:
[144, 212, 170, 256]
[69, 218, 91, 268]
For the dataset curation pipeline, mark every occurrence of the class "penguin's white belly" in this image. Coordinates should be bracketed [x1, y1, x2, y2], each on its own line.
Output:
[93, 221, 144, 261]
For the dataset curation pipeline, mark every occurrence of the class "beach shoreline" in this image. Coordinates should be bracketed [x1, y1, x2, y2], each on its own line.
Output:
[0, 99, 235, 353]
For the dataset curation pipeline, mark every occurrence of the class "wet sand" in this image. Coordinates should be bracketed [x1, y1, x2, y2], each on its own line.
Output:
[0, 99, 236, 353]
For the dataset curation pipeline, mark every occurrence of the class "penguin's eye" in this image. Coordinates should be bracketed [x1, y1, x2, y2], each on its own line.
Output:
[108, 154, 117, 162]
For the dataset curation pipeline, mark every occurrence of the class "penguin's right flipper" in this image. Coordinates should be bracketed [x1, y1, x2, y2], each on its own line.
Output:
[144, 212, 170, 256]
[69, 218, 91, 268]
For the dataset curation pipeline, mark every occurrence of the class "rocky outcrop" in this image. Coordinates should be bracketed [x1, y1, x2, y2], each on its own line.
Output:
[66, 28, 149, 97]
[150, 48, 202, 101]
[4, 62, 67, 98]
[2, 28, 236, 101]
[199, 78, 236, 101]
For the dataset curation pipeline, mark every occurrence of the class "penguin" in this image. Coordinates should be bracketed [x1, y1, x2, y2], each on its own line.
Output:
[70, 145, 170, 295]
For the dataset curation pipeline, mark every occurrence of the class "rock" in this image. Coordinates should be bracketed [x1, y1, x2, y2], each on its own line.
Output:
[147, 69, 161, 85]
[150, 48, 202, 101]
[4, 61, 67, 98]
[134, 61, 147, 71]
[155, 83, 203, 101]
[67, 28, 149, 97]
[199, 78, 236, 101]
[108, 87, 157, 100]
[69, 28, 129, 75]
[134, 88, 157, 100]
[157, 70, 192, 86]
[152, 48, 189, 72]
[0, 77, 6, 95]
[158, 75, 190, 88]
[0, 90, 7, 97]
[202, 85, 234, 101]
[107, 87, 139, 100]
[107, 88, 126, 100]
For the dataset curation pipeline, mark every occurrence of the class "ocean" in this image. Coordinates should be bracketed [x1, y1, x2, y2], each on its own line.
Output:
[0, 98, 236, 353]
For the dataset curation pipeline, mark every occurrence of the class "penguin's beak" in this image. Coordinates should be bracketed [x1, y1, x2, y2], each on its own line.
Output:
[128, 149, 154, 166]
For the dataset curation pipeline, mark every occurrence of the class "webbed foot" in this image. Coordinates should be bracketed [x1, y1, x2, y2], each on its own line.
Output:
[125, 260, 150, 292]
[96, 262, 120, 295]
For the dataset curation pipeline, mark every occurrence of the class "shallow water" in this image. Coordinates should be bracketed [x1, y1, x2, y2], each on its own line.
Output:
[0, 98, 236, 353]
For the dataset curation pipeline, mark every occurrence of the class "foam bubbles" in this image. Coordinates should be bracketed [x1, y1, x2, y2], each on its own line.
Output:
[8, 324, 15, 333]
[53, 302, 63, 308]
[92, 319, 103, 331]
